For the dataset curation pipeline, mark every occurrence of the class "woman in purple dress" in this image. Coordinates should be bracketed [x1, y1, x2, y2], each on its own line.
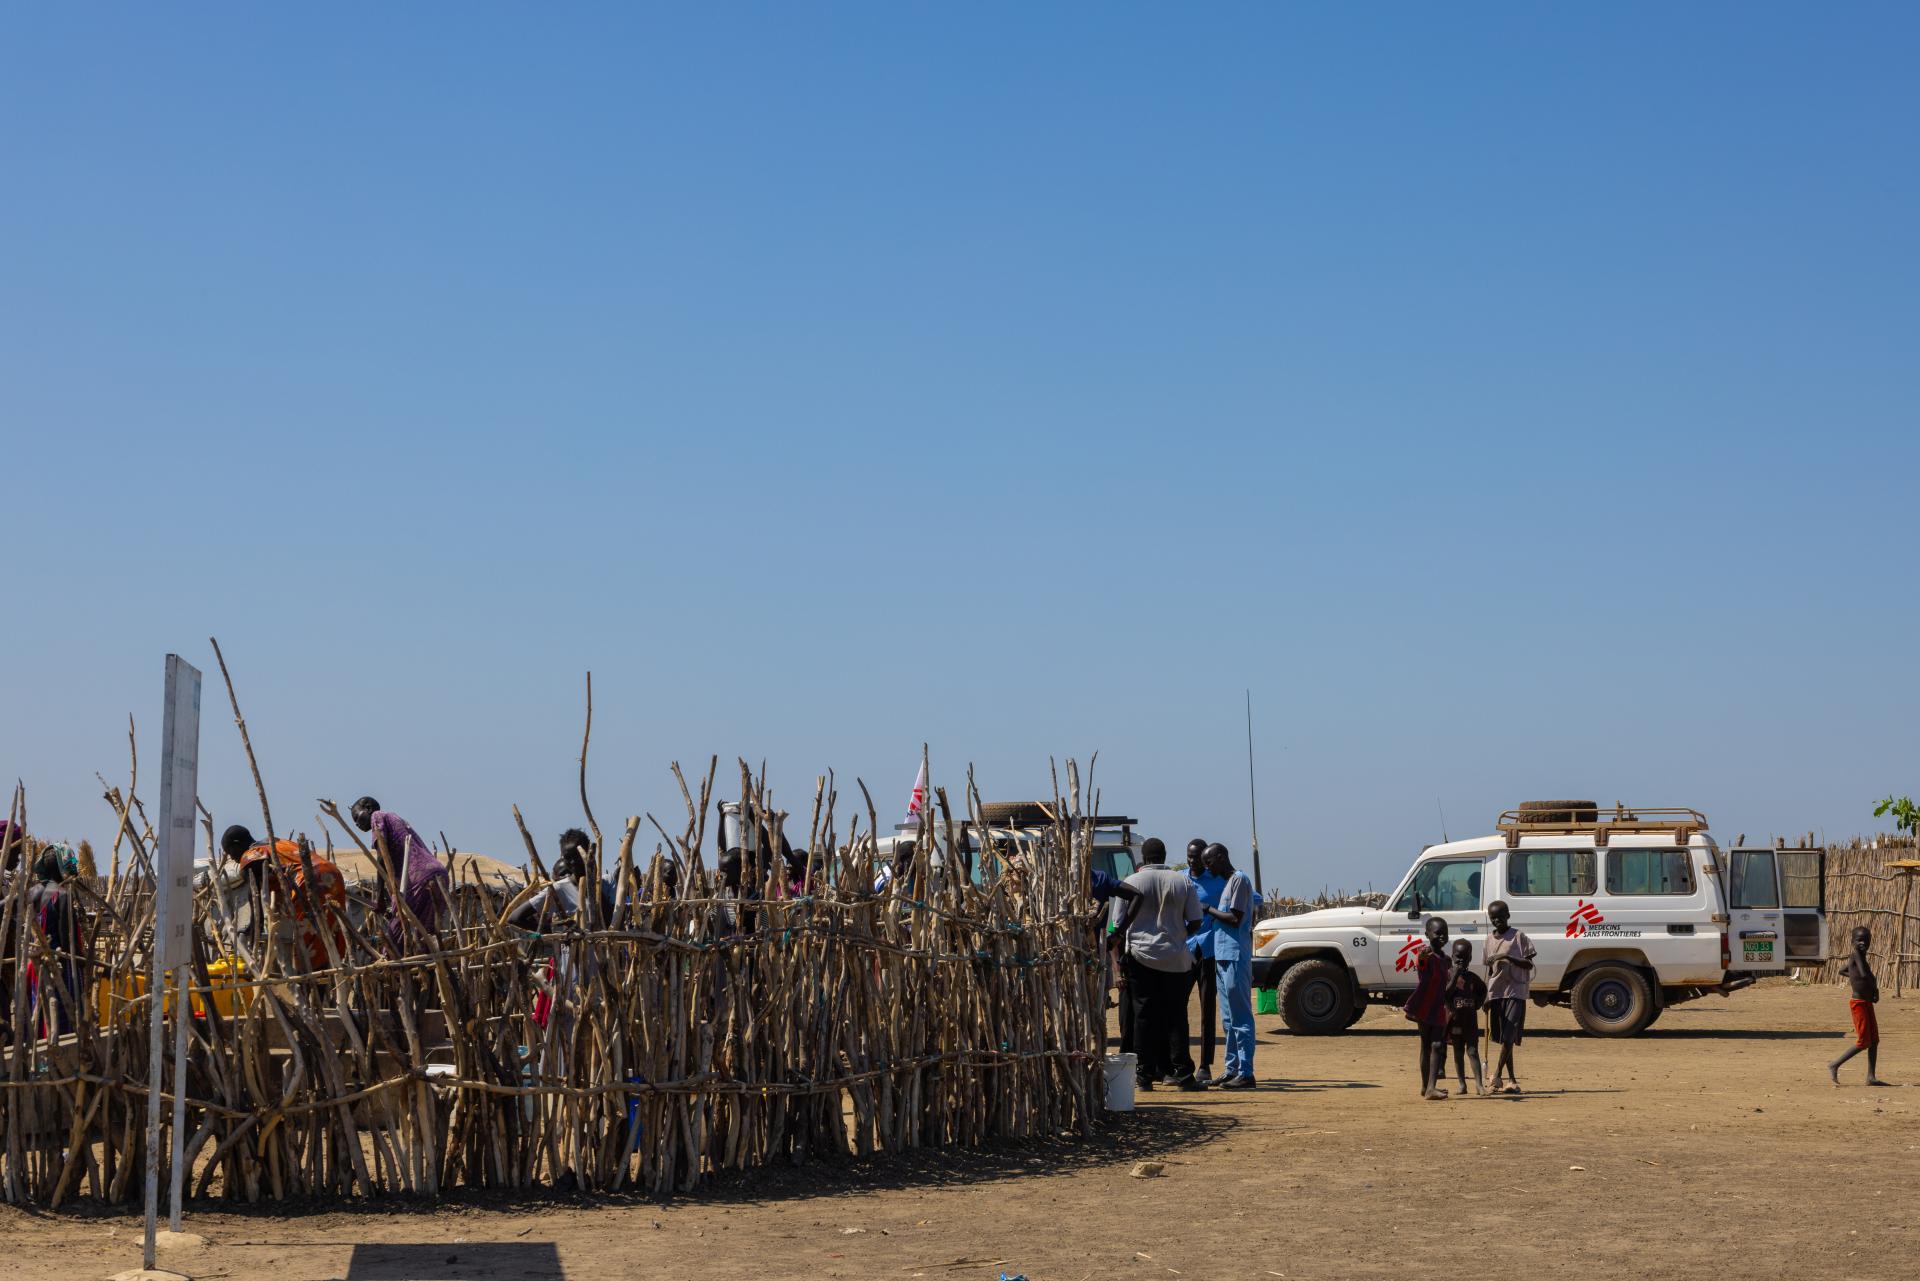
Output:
[351, 795, 450, 953]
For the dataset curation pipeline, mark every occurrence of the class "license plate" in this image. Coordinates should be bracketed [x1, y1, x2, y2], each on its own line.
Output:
[1742, 941, 1773, 962]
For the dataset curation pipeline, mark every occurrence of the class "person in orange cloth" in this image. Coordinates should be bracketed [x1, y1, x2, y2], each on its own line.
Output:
[1829, 924, 1889, 1086]
[221, 824, 347, 972]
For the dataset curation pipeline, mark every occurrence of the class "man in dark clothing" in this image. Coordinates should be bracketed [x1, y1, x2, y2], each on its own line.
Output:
[1115, 838, 1205, 1092]
[1829, 925, 1888, 1086]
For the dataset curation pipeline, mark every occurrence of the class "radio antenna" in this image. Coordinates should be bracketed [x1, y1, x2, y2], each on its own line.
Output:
[1245, 690, 1264, 894]
[1436, 797, 1450, 843]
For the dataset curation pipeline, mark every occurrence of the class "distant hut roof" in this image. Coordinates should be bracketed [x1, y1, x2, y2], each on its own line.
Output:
[330, 849, 525, 891]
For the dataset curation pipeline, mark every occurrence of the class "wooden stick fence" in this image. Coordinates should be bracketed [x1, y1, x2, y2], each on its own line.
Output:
[0, 758, 1107, 1206]
[1812, 835, 1920, 994]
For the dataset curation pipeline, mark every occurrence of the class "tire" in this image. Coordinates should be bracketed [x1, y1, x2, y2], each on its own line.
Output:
[976, 801, 1054, 826]
[1342, 1000, 1367, 1030]
[1276, 959, 1355, 1035]
[1570, 963, 1654, 1036]
[1518, 799, 1599, 824]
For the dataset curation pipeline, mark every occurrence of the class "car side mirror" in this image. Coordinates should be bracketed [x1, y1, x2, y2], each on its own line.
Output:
[1407, 891, 1423, 919]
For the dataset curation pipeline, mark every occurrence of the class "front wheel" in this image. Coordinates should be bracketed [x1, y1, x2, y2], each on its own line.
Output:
[1276, 959, 1356, 1035]
[1570, 963, 1654, 1036]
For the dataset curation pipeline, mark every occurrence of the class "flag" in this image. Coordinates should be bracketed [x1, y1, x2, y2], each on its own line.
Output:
[904, 761, 928, 825]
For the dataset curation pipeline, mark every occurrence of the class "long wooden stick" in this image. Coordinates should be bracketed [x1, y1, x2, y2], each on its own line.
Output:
[209, 637, 274, 843]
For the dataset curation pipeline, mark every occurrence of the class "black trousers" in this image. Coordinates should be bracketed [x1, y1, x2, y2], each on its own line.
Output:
[1127, 955, 1196, 1083]
[1192, 961, 1217, 1070]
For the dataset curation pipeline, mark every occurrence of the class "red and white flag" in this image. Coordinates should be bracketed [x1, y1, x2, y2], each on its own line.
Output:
[904, 761, 928, 825]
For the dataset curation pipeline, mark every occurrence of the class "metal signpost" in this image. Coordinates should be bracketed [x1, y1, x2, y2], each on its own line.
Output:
[143, 655, 201, 1273]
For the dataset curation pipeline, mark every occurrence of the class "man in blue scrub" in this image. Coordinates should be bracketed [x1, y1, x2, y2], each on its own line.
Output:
[1203, 842, 1257, 1089]
[1185, 837, 1226, 1082]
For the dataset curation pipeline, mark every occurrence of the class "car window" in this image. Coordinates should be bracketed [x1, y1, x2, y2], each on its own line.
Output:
[1099, 847, 1137, 879]
[1506, 849, 1596, 897]
[1391, 858, 1485, 913]
[1729, 850, 1780, 909]
[1778, 851, 1822, 910]
[1605, 848, 1695, 896]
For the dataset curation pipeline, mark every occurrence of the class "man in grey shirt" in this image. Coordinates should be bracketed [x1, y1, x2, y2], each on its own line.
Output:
[1116, 837, 1205, 1091]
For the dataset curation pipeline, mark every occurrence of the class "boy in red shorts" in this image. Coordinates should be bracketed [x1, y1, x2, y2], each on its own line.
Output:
[1829, 925, 1889, 1086]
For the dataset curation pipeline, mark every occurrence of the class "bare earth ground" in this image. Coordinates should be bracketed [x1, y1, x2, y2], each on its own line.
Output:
[5, 983, 1916, 1281]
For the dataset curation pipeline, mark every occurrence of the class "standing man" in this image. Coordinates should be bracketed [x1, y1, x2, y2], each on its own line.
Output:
[351, 796, 451, 954]
[1184, 837, 1225, 1082]
[1201, 842, 1257, 1088]
[1483, 899, 1536, 1094]
[1116, 838, 1205, 1092]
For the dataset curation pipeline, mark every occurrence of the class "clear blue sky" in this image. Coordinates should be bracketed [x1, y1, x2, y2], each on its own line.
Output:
[6, 4, 1917, 891]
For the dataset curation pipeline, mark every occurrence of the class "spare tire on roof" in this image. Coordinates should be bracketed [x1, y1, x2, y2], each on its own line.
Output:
[1517, 799, 1599, 824]
[976, 801, 1054, 827]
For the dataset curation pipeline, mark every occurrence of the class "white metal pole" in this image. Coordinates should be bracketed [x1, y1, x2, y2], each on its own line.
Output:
[146, 653, 202, 1270]
[168, 975, 189, 1229]
[141, 892, 168, 1270]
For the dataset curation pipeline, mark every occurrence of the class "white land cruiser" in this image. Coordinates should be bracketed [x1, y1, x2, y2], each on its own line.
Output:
[1249, 802, 1826, 1037]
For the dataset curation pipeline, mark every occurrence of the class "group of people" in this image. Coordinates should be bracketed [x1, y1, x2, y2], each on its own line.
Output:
[0, 821, 87, 1039]
[1400, 901, 1537, 1099]
[1105, 836, 1257, 1092]
[214, 795, 451, 969]
[1096, 848, 1547, 1101]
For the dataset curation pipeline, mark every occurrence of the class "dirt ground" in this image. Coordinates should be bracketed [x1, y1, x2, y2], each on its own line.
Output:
[5, 982, 1916, 1281]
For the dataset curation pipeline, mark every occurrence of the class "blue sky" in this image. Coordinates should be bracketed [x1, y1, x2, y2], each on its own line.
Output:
[5, 4, 1916, 891]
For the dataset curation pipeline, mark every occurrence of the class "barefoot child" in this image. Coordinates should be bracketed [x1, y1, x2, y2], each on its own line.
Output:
[1829, 925, 1888, 1086]
[1484, 899, 1535, 1094]
[1444, 938, 1488, 1096]
[1404, 916, 1452, 1100]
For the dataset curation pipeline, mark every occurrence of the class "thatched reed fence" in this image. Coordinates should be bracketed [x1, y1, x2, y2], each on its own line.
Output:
[1258, 889, 1386, 919]
[1814, 835, 1920, 994]
[0, 749, 1107, 1207]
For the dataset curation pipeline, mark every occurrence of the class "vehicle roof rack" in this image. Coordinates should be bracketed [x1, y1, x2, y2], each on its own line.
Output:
[1495, 805, 1709, 848]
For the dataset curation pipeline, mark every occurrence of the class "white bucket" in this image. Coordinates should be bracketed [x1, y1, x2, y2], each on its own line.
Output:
[1103, 1053, 1137, 1111]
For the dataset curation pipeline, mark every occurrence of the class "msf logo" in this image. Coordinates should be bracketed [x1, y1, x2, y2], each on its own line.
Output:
[1566, 899, 1605, 938]
[1394, 934, 1424, 973]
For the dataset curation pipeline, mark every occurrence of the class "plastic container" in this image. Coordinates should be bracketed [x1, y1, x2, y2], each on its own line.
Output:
[1103, 1052, 1137, 1111]
[1254, 987, 1278, 1016]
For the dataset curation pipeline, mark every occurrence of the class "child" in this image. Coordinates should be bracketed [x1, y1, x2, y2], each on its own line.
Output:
[1444, 937, 1488, 1096]
[1403, 916, 1452, 1100]
[1829, 925, 1888, 1086]
[1484, 899, 1536, 1094]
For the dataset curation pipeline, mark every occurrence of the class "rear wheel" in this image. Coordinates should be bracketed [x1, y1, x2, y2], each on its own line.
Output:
[1570, 963, 1654, 1036]
[1276, 959, 1355, 1035]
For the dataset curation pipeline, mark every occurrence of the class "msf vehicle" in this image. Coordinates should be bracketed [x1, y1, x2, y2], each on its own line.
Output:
[1250, 802, 1825, 1037]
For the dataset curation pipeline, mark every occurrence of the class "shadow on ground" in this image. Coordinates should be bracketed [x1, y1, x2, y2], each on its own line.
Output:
[1324, 1025, 1838, 1041]
[47, 1106, 1239, 1224]
[346, 1241, 562, 1280]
